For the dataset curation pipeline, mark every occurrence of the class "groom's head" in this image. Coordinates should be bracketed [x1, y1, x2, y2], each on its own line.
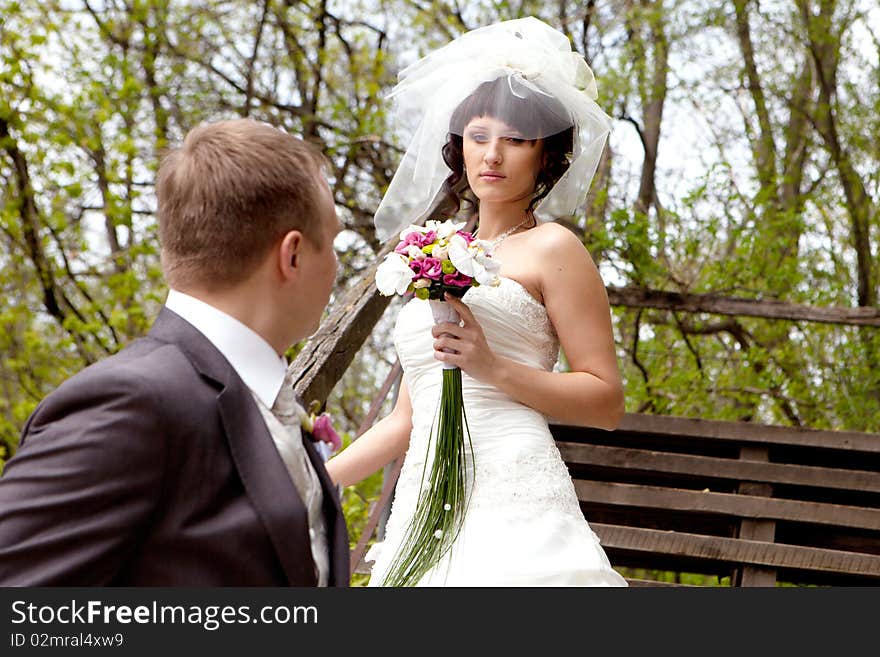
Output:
[156, 119, 340, 345]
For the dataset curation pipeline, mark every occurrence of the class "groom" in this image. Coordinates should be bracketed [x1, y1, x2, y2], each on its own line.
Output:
[0, 119, 349, 585]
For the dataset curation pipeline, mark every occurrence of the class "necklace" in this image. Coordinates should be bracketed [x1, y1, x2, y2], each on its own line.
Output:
[477, 214, 533, 251]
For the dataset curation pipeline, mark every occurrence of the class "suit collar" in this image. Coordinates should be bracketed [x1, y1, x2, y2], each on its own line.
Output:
[301, 432, 349, 586]
[149, 309, 317, 584]
[217, 379, 318, 585]
[148, 308, 348, 585]
[164, 291, 285, 407]
[148, 307, 233, 388]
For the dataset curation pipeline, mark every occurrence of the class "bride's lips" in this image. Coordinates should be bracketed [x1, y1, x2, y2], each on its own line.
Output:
[479, 170, 506, 181]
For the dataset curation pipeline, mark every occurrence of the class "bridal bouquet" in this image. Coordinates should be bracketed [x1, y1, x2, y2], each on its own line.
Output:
[376, 219, 501, 300]
[376, 219, 500, 586]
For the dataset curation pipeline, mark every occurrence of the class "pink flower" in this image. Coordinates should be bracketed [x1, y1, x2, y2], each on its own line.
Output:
[398, 230, 437, 251]
[456, 230, 475, 244]
[409, 259, 425, 277]
[443, 271, 473, 287]
[417, 230, 437, 247]
[311, 413, 342, 452]
[421, 257, 443, 280]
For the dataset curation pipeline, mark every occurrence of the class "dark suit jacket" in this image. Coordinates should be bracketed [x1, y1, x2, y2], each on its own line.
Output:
[0, 309, 349, 586]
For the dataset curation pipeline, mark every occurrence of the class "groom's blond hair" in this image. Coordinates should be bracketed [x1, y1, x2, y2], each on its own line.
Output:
[156, 118, 328, 290]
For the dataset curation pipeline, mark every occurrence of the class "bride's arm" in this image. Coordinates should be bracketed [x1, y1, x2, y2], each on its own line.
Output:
[435, 224, 624, 429]
[324, 378, 413, 487]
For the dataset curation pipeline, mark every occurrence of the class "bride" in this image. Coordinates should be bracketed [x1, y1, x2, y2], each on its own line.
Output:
[326, 17, 627, 587]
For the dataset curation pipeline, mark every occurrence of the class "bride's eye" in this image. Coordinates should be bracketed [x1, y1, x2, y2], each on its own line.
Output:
[505, 136, 526, 144]
[467, 132, 489, 143]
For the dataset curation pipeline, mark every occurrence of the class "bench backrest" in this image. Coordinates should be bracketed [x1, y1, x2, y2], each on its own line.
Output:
[552, 413, 880, 586]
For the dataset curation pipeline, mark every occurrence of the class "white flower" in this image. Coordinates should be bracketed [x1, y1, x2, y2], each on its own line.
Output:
[433, 529, 444, 539]
[473, 251, 502, 286]
[448, 235, 502, 286]
[448, 234, 474, 272]
[398, 224, 431, 240]
[432, 244, 449, 260]
[375, 253, 413, 296]
[425, 219, 466, 239]
[472, 239, 494, 254]
[412, 278, 432, 289]
[406, 244, 427, 260]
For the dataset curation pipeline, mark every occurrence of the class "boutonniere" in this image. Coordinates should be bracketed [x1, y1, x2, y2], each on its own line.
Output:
[299, 401, 342, 453]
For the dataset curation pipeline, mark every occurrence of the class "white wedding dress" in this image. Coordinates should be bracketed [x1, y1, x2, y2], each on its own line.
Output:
[366, 277, 628, 586]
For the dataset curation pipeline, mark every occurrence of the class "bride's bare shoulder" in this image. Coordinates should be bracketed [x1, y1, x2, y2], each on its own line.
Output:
[532, 220, 578, 239]
[530, 222, 593, 259]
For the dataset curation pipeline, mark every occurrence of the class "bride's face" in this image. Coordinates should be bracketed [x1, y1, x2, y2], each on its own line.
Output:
[462, 115, 544, 205]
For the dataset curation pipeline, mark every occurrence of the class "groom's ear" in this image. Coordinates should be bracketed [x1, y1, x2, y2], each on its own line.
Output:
[278, 230, 304, 281]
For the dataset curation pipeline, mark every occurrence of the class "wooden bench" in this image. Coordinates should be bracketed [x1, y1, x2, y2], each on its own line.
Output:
[554, 413, 880, 586]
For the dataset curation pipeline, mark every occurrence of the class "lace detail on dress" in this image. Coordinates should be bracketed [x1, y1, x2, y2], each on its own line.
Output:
[375, 441, 585, 551]
[465, 277, 560, 369]
[465, 446, 583, 520]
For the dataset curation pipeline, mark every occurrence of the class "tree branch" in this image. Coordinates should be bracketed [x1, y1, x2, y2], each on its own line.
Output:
[243, 0, 271, 117]
[0, 116, 66, 325]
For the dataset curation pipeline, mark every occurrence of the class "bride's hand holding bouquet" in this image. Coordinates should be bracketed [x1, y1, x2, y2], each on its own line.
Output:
[431, 293, 498, 383]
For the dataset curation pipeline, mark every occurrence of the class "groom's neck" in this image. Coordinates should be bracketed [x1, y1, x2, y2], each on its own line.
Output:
[177, 277, 291, 357]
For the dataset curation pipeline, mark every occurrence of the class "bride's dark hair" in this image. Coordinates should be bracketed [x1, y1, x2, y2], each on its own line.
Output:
[432, 77, 574, 220]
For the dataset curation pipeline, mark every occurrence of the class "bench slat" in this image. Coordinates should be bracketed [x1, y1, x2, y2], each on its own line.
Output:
[575, 480, 880, 531]
[552, 414, 880, 453]
[591, 523, 880, 578]
[624, 578, 695, 587]
[559, 442, 880, 494]
[618, 414, 880, 453]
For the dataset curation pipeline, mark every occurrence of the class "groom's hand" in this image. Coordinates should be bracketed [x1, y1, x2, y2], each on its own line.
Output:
[431, 293, 500, 383]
